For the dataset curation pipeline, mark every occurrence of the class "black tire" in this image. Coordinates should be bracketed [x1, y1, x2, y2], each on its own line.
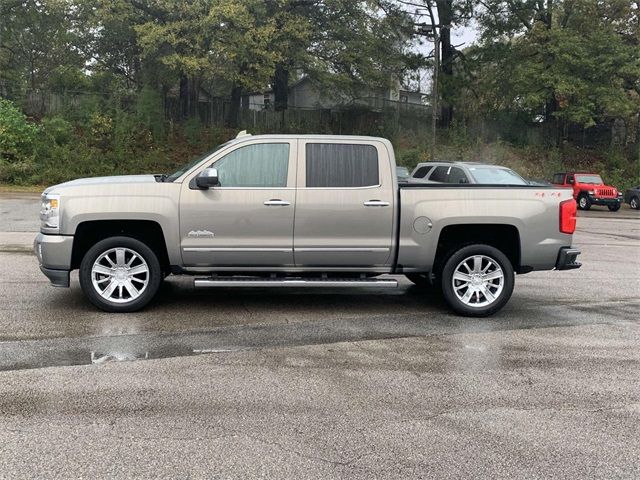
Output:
[630, 196, 639, 210]
[608, 203, 621, 212]
[440, 244, 515, 317]
[577, 194, 591, 210]
[405, 273, 431, 287]
[79, 236, 162, 313]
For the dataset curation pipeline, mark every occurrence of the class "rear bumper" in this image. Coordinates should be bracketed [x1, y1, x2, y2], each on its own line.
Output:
[555, 247, 582, 270]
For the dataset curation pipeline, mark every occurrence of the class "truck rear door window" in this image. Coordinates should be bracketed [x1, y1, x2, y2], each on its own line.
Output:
[306, 143, 379, 187]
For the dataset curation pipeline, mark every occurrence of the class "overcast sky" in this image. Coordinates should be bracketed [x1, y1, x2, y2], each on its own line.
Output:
[407, 3, 480, 92]
[413, 23, 479, 92]
[453, 24, 479, 46]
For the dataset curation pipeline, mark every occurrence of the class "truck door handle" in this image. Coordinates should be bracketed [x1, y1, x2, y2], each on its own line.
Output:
[264, 199, 291, 206]
[364, 200, 390, 207]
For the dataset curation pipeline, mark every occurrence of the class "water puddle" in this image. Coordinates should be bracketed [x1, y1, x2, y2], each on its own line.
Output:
[0, 303, 632, 372]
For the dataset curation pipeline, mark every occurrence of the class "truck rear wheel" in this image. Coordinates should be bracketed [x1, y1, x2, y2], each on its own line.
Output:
[79, 236, 162, 313]
[440, 244, 514, 317]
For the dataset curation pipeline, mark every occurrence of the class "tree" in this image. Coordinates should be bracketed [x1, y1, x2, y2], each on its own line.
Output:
[472, 1, 640, 132]
[85, 0, 154, 90]
[269, 0, 422, 111]
[0, 0, 86, 97]
[306, 0, 422, 98]
[132, 0, 288, 125]
[398, 0, 475, 126]
[132, 0, 421, 125]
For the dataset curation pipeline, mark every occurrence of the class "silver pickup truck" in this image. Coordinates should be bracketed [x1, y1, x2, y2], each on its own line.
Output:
[35, 132, 581, 317]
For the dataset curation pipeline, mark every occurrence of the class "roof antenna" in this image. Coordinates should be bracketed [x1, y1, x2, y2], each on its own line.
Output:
[236, 130, 251, 138]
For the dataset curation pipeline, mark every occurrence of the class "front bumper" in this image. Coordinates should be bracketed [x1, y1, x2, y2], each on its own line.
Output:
[39, 266, 70, 288]
[587, 195, 622, 206]
[34, 233, 74, 287]
[555, 247, 582, 270]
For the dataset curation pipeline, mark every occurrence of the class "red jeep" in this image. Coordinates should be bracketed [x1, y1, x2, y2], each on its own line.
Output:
[552, 172, 623, 211]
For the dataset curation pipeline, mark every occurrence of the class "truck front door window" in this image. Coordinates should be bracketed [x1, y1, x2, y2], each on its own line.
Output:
[214, 143, 289, 187]
[447, 167, 468, 184]
[412, 166, 432, 179]
[179, 141, 295, 267]
[428, 166, 449, 183]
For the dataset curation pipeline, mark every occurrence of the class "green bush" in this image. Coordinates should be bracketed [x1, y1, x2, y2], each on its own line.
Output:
[136, 86, 165, 139]
[396, 148, 426, 168]
[0, 98, 39, 159]
[41, 116, 74, 145]
[184, 117, 203, 146]
[0, 158, 37, 185]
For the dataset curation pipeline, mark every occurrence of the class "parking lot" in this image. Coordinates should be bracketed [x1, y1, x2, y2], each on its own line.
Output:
[0, 192, 639, 478]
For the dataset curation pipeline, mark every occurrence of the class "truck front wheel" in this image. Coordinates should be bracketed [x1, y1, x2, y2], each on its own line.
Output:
[79, 236, 162, 313]
[577, 194, 591, 210]
[440, 244, 514, 317]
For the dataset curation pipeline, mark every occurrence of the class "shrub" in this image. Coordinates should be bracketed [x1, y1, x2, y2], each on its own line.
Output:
[0, 98, 39, 160]
[41, 116, 74, 145]
[136, 86, 165, 139]
[395, 148, 423, 168]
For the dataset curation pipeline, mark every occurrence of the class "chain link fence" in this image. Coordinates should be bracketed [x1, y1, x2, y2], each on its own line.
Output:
[17, 89, 633, 150]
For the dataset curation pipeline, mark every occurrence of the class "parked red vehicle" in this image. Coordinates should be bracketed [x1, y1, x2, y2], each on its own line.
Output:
[552, 172, 623, 211]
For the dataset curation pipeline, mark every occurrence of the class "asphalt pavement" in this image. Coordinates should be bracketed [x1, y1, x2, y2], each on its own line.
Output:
[0, 192, 639, 479]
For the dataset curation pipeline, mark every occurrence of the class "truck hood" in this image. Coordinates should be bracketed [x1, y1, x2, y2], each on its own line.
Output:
[44, 175, 159, 194]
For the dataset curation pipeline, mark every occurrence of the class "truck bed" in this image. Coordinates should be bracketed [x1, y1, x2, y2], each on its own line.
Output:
[395, 183, 575, 273]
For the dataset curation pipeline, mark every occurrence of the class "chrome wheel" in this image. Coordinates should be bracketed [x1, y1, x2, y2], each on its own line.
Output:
[91, 247, 149, 303]
[452, 255, 504, 308]
[579, 197, 587, 209]
[631, 197, 639, 209]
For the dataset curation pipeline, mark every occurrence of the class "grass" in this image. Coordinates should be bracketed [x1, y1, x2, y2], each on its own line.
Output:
[0, 184, 44, 193]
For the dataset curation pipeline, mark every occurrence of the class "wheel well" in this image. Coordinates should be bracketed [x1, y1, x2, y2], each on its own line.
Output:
[71, 220, 170, 269]
[434, 224, 521, 273]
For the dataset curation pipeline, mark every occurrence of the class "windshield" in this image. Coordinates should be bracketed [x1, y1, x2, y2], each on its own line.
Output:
[468, 166, 528, 185]
[165, 140, 234, 182]
[575, 174, 604, 185]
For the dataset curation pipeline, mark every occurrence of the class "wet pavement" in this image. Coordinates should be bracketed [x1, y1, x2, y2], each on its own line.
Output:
[0, 193, 639, 478]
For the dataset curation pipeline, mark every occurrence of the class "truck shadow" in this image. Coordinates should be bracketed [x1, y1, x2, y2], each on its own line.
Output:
[152, 277, 451, 316]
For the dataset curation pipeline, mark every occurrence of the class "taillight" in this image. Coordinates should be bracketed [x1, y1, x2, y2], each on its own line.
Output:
[559, 199, 577, 234]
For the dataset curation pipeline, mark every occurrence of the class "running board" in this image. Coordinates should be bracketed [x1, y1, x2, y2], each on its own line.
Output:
[193, 277, 398, 288]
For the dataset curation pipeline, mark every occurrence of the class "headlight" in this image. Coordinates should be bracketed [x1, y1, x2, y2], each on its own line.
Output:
[40, 193, 61, 231]
[587, 190, 595, 195]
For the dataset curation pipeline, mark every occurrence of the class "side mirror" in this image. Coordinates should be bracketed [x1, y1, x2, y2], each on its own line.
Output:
[196, 168, 219, 189]
[568, 178, 574, 184]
